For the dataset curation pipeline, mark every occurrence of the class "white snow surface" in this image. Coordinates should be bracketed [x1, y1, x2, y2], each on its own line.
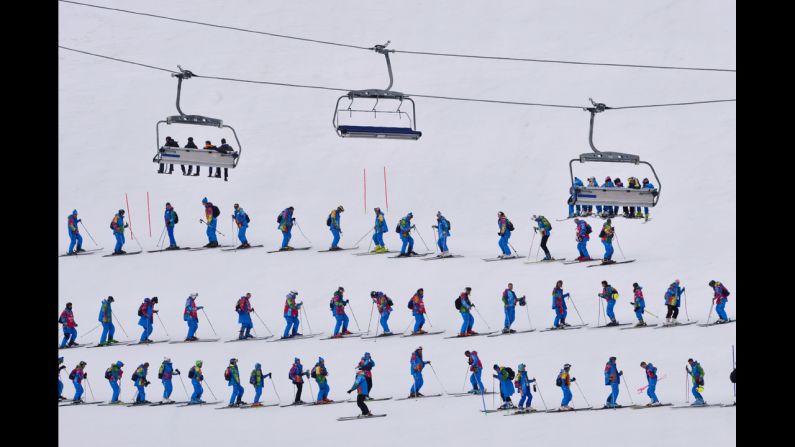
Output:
[58, 1, 736, 446]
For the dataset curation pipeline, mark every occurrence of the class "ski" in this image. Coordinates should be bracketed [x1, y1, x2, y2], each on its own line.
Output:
[146, 247, 192, 253]
[562, 258, 600, 265]
[353, 251, 392, 256]
[279, 402, 309, 408]
[148, 400, 184, 406]
[102, 251, 143, 257]
[482, 256, 526, 262]
[422, 254, 464, 261]
[317, 247, 359, 252]
[87, 340, 135, 348]
[363, 397, 393, 402]
[587, 260, 637, 267]
[631, 403, 673, 409]
[670, 403, 723, 409]
[593, 405, 632, 411]
[176, 401, 222, 407]
[216, 404, 254, 410]
[545, 406, 593, 413]
[443, 331, 497, 339]
[697, 319, 736, 327]
[59, 248, 104, 258]
[388, 252, 433, 259]
[337, 414, 387, 421]
[320, 333, 365, 340]
[59, 400, 104, 407]
[654, 321, 698, 329]
[96, 401, 128, 407]
[58, 344, 84, 350]
[589, 323, 633, 329]
[504, 408, 542, 415]
[239, 403, 280, 409]
[129, 339, 171, 345]
[721, 402, 737, 407]
[481, 407, 517, 413]
[221, 245, 265, 252]
[168, 338, 221, 344]
[361, 333, 402, 340]
[620, 324, 659, 330]
[487, 329, 536, 337]
[449, 391, 496, 397]
[267, 333, 322, 342]
[539, 324, 587, 332]
[223, 336, 273, 343]
[266, 247, 312, 253]
[306, 400, 350, 406]
[126, 401, 158, 407]
[188, 245, 234, 251]
[524, 258, 566, 265]
[400, 330, 446, 338]
[394, 394, 443, 401]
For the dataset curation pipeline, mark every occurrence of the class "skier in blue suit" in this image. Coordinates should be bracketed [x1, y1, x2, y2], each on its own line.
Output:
[327, 206, 344, 250]
[493, 364, 516, 409]
[66, 210, 84, 255]
[603, 356, 623, 408]
[501, 283, 524, 333]
[465, 350, 485, 393]
[641, 178, 655, 218]
[163, 203, 179, 249]
[516, 364, 536, 410]
[639, 361, 660, 406]
[397, 212, 416, 257]
[568, 177, 584, 217]
[158, 358, 179, 403]
[372, 207, 389, 253]
[432, 211, 451, 256]
[110, 210, 128, 254]
[232, 204, 250, 249]
[497, 211, 513, 257]
[226, 358, 245, 407]
[97, 296, 115, 346]
[138, 297, 158, 343]
[409, 347, 430, 397]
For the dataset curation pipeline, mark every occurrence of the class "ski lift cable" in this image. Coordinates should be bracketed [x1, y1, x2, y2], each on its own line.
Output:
[58, 46, 736, 111]
[59, 0, 736, 74]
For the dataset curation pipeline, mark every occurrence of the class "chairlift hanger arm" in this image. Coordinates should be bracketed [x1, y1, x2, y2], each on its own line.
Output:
[371, 41, 394, 91]
[172, 66, 196, 117]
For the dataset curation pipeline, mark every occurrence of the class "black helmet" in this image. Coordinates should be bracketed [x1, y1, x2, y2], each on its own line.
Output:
[118, 209, 125, 215]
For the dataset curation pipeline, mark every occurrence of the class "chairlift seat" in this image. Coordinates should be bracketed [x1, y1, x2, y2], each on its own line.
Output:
[572, 186, 658, 207]
[154, 146, 238, 168]
[337, 125, 422, 140]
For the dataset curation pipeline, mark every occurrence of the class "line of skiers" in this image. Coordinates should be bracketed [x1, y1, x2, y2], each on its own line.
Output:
[58, 354, 715, 410]
[569, 176, 657, 219]
[157, 136, 236, 181]
[58, 279, 732, 349]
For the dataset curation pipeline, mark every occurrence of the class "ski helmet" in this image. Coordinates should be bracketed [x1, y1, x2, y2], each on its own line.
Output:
[118, 209, 125, 215]
[201, 197, 208, 204]
[72, 209, 78, 215]
[294, 358, 300, 363]
[464, 351, 471, 357]
[163, 357, 170, 363]
[255, 363, 261, 369]
[318, 357, 324, 363]
[143, 362, 150, 368]
[230, 358, 237, 364]
[708, 280, 716, 287]
[518, 363, 526, 371]
[116, 361, 124, 367]
[107, 296, 114, 302]
[370, 291, 377, 297]
[338, 205, 344, 212]
[195, 360, 203, 367]
[633, 283, 640, 289]
[563, 363, 571, 369]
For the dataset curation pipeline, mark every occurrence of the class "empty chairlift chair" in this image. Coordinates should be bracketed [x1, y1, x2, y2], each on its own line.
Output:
[153, 67, 242, 175]
[569, 99, 661, 209]
[333, 42, 422, 140]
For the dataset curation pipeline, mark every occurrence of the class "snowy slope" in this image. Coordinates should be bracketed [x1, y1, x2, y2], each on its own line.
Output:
[58, 1, 736, 446]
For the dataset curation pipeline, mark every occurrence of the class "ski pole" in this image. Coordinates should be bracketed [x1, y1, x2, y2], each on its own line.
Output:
[131, 235, 145, 252]
[705, 301, 714, 325]
[366, 302, 374, 334]
[534, 380, 549, 410]
[307, 375, 316, 403]
[507, 241, 520, 257]
[78, 324, 101, 340]
[428, 363, 449, 395]
[300, 306, 314, 335]
[492, 376, 496, 409]
[112, 313, 129, 338]
[462, 366, 469, 391]
[567, 295, 586, 325]
[79, 221, 102, 248]
[200, 308, 218, 336]
[425, 311, 433, 328]
[268, 375, 282, 404]
[685, 367, 689, 403]
[412, 226, 431, 252]
[524, 303, 534, 330]
[732, 345, 736, 400]
[252, 310, 274, 336]
[199, 219, 226, 237]
[401, 320, 412, 335]
[155, 312, 170, 337]
[156, 225, 166, 249]
[85, 377, 96, 401]
[683, 290, 691, 321]
[614, 232, 627, 260]
[472, 306, 493, 331]
[294, 221, 313, 245]
[353, 228, 374, 248]
[480, 381, 488, 414]
[431, 226, 439, 254]
[527, 228, 537, 259]
[574, 380, 591, 407]
[347, 301, 362, 332]
[623, 374, 635, 405]
[177, 373, 190, 399]
[204, 379, 218, 401]
[597, 296, 601, 328]
[637, 374, 667, 393]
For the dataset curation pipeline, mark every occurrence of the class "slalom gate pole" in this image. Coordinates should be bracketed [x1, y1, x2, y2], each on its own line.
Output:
[85, 377, 96, 401]
[112, 313, 129, 338]
[354, 228, 374, 248]
[429, 363, 449, 395]
[413, 226, 431, 252]
[253, 310, 274, 336]
[568, 295, 586, 325]
[199, 219, 226, 237]
[683, 290, 691, 321]
[347, 301, 362, 331]
[178, 373, 190, 399]
[535, 381, 549, 410]
[205, 379, 218, 400]
[473, 306, 493, 331]
[574, 380, 591, 408]
[366, 302, 375, 334]
[623, 375, 635, 405]
[294, 221, 313, 245]
[156, 312, 170, 337]
[527, 229, 536, 259]
[78, 324, 101, 339]
[125, 193, 134, 239]
[614, 232, 627, 260]
[79, 222, 101, 248]
[268, 375, 282, 404]
[201, 308, 218, 336]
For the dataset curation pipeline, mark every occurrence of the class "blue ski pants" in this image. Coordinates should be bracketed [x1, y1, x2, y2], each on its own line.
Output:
[167, 225, 176, 247]
[100, 322, 115, 344]
[68, 232, 83, 253]
[110, 380, 120, 402]
[504, 306, 516, 329]
[163, 380, 173, 399]
[413, 313, 425, 332]
[330, 228, 340, 248]
[333, 314, 349, 335]
[411, 372, 424, 394]
[460, 312, 474, 334]
[283, 315, 300, 337]
[114, 232, 125, 252]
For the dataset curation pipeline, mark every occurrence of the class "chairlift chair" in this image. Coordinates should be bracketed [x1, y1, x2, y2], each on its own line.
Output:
[333, 42, 422, 140]
[569, 99, 661, 208]
[153, 67, 242, 170]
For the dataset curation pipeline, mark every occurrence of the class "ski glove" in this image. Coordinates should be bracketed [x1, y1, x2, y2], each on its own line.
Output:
[347, 390, 353, 394]
[174, 369, 181, 375]
[84, 373, 88, 378]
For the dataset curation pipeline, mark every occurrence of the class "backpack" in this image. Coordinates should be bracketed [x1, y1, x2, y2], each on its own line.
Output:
[224, 367, 232, 381]
[105, 368, 113, 380]
[131, 371, 139, 382]
[69, 370, 76, 380]
[447, 220, 451, 231]
[386, 297, 393, 306]
[310, 367, 318, 379]
[555, 376, 563, 387]
[109, 219, 115, 230]
[454, 297, 463, 310]
[599, 229, 606, 238]
[506, 220, 515, 232]
[505, 367, 515, 380]
[408, 299, 414, 310]
[158, 364, 165, 379]
[722, 286, 730, 297]
[212, 205, 220, 218]
[188, 367, 195, 379]
[326, 215, 332, 227]
[138, 302, 147, 317]
[395, 222, 402, 233]
[329, 298, 335, 311]
[250, 372, 257, 385]
[277, 213, 283, 224]
[612, 288, 619, 300]
[585, 223, 592, 234]
[173, 211, 179, 224]
[245, 214, 250, 223]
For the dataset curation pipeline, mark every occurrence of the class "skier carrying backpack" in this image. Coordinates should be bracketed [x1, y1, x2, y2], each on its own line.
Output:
[497, 211, 513, 258]
[201, 198, 220, 248]
[493, 364, 516, 409]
